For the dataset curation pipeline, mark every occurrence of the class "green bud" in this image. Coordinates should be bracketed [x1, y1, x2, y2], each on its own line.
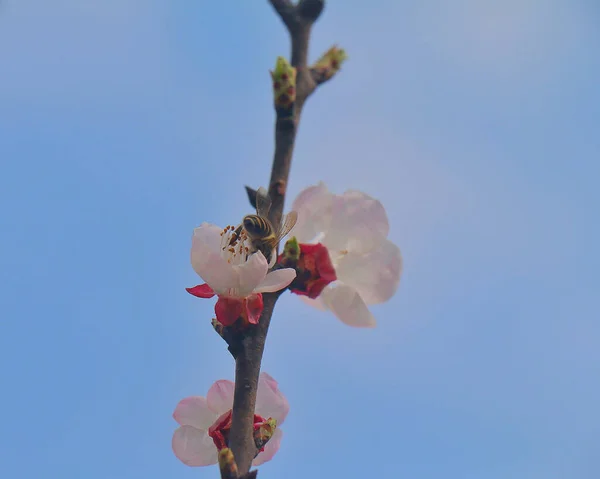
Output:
[283, 236, 301, 262]
[311, 46, 348, 82]
[270, 56, 297, 110]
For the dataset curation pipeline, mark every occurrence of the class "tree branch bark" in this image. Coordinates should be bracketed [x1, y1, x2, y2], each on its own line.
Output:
[227, 1, 326, 475]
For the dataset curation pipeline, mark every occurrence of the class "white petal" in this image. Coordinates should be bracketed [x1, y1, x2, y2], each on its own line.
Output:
[191, 227, 236, 295]
[172, 425, 218, 467]
[256, 373, 290, 426]
[206, 379, 235, 415]
[252, 428, 283, 466]
[173, 396, 217, 430]
[321, 284, 376, 328]
[321, 190, 389, 254]
[291, 182, 333, 243]
[298, 294, 328, 311]
[226, 251, 268, 297]
[192, 223, 225, 252]
[254, 268, 296, 294]
[334, 239, 402, 304]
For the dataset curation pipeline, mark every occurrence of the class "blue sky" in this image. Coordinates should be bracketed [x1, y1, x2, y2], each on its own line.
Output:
[1, 1, 598, 478]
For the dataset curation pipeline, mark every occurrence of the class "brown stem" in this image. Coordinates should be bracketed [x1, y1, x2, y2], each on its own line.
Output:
[228, 1, 326, 474]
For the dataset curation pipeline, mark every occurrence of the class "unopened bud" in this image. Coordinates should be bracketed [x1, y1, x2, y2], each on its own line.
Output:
[283, 236, 301, 262]
[270, 56, 297, 115]
[311, 46, 348, 82]
[254, 417, 277, 451]
[218, 448, 238, 479]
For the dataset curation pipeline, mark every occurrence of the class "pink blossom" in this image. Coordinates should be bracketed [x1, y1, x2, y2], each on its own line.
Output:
[172, 373, 289, 467]
[290, 182, 402, 327]
[187, 223, 296, 326]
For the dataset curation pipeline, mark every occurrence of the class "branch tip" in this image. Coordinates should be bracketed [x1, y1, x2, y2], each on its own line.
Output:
[297, 0, 325, 21]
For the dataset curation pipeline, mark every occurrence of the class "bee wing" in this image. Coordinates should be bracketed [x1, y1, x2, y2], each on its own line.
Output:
[255, 187, 272, 217]
[276, 210, 298, 241]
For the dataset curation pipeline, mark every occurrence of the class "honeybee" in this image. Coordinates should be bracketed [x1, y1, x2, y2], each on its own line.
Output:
[233, 186, 298, 266]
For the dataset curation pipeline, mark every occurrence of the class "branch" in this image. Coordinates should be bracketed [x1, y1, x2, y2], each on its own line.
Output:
[268, 0, 295, 29]
[228, 1, 335, 474]
[227, 292, 282, 474]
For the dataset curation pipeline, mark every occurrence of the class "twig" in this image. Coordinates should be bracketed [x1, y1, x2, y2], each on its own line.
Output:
[228, 1, 332, 474]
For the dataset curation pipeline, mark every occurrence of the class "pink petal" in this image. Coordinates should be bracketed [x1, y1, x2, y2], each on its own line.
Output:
[298, 294, 327, 311]
[291, 182, 333, 243]
[173, 396, 217, 430]
[256, 373, 289, 426]
[333, 239, 402, 304]
[245, 294, 264, 325]
[320, 284, 376, 328]
[192, 223, 224, 251]
[206, 379, 235, 415]
[321, 190, 389, 254]
[254, 268, 297, 293]
[186, 283, 216, 298]
[172, 425, 218, 467]
[252, 427, 283, 466]
[215, 296, 244, 326]
[231, 251, 269, 297]
[191, 228, 237, 295]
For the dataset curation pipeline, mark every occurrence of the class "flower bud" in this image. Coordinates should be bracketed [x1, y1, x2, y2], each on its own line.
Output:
[270, 56, 297, 116]
[311, 46, 347, 83]
[254, 417, 277, 452]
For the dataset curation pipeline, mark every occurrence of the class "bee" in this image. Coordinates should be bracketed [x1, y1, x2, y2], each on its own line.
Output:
[232, 186, 298, 266]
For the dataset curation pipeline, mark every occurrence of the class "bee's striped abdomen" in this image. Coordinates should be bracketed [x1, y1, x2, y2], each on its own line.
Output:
[243, 214, 273, 237]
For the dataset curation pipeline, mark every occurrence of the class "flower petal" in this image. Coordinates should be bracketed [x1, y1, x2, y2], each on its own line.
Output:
[172, 425, 218, 467]
[173, 396, 217, 430]
[186, 283, 216, 298]
[192, 223, 224, 251]
[320, 284, 376, 328]
[215, 297, 244, 326]
[206, 379, 235, 415]
[245, 294, 264, 325]
[252, 428, 283, 466]
[298, 294, 327, 311]
[321, 190, 389, 254]
[291, 182, 333, 243]
[254, 268, 296, 293]
[231, 251, 269, 297]
[191, 227, 236, 295]
[333, 239, 402, 304]
[256, 373, 290, 426]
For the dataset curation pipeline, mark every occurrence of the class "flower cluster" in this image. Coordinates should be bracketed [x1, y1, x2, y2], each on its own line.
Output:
[173, 373, 289, 467]
[288, 182, 402, 328]
[186, 223, 296, 327]
[177, 181, 401, 469]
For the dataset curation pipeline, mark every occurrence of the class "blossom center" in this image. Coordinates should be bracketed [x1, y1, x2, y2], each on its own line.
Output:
[208, 410, 268, 451]
[280, 242, 337, 299]
[219, 225, 251, 265]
